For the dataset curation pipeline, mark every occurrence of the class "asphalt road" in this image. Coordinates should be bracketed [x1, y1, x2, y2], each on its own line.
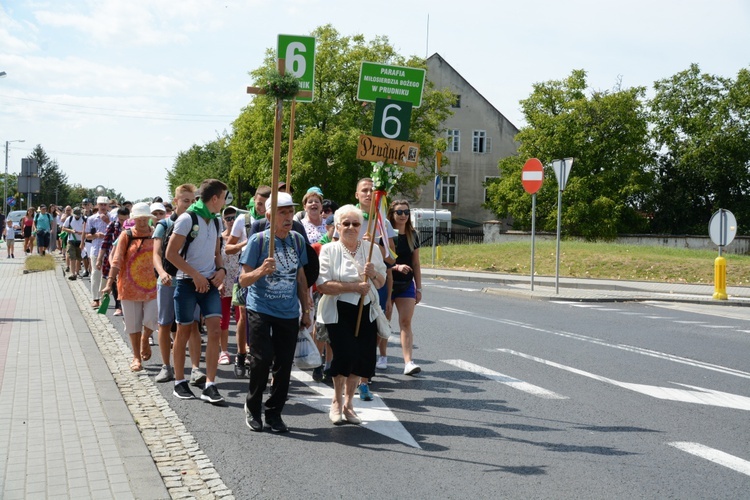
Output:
[104, 279, 750, 499]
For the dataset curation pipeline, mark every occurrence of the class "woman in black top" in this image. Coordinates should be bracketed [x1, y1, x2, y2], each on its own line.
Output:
[387, 200, 422, 376]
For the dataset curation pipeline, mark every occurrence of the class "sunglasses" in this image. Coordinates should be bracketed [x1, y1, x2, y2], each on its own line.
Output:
[394, 209, 411, 216]
[322, 209, 333, 214]
[224, 216, 235, 222]
[340, 221, 361, 228]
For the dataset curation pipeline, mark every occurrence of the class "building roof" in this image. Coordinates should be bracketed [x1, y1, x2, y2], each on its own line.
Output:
[426, 53, 519, 134]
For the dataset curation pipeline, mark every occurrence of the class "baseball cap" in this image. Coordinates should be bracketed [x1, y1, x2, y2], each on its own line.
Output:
[73, 207, 82, 215]
[265, 192, 298, 212]
[278, 181, 294, 194]
[307, 186, 324, 197]
[96, 196, 109, 205]
[82, 198, 91, 204]
[325, 214, 335, 226]
[149, 202, 166, 214]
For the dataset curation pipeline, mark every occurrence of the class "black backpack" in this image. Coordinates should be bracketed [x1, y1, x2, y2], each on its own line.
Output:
[158, 212, 220, 277]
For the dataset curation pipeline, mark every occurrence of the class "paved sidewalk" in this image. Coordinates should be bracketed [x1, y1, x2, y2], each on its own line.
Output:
[1, 253, 236, 499]
[0, 254, 167, 499]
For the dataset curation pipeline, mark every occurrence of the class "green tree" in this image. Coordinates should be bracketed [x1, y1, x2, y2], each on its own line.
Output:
[647, 64, 750, 234]
[485, 70, 653, 240]
[229, 24, 453, 206]
[25, 144, 71, 208]
[167, 135, 232, 201]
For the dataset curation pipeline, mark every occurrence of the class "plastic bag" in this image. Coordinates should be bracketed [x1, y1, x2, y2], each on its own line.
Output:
[294, 326, 322, 369]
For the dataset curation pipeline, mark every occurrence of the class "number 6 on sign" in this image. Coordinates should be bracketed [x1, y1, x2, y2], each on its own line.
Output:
[372, 98, 412, 141]
[277, 34, 315, 103]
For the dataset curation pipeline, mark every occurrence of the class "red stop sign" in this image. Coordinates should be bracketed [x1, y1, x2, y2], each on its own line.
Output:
[522, 158, 544, 194]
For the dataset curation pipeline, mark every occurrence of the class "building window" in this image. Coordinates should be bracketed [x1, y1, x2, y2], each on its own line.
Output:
[447, 129, 460, 152]
[452, 94, 461, 108]
[484, 176, 500, 202]
[472, 130, 491, 153]
[442, 175, 457, 204]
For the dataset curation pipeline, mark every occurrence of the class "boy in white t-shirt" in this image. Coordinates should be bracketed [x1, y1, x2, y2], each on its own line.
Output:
[5, 219, 18, 258]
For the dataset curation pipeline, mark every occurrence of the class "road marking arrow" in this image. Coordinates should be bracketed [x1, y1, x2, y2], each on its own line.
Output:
[442, 359, 567, 399]
[290, 368, 421, 448]
[498, 349, 750, 411]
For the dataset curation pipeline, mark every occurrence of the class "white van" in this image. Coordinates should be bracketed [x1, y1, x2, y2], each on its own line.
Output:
[410, 208, 452, 231]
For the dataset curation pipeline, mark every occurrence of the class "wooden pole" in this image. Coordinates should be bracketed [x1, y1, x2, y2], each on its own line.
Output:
[354, 191, 380, 337]
[286, 99, 296, 192]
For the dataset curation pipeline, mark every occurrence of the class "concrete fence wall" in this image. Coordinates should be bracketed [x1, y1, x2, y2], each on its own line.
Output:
[482, 222, 750, 255]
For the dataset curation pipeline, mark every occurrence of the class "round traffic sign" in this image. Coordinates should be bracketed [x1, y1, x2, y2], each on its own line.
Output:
[522, 158, 544, 194]
[709, 209, 737, 247]
[225, 191, 234, 206]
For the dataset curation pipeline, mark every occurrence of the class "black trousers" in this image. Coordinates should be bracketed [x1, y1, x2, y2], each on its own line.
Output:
[245, 309, 299, 417]
[326, 301, 377, 379]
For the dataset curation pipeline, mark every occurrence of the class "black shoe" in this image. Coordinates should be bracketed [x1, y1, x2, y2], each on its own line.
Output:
[264, 414, 289, 433]
[245, 403, 263, 432]
[200, 384, 224, 404]
[68, 275, 77, 281]
[81, 270, 90, 278]
[312, 365, 324, 382]
[322, 368, 331, 383]
[173, 381, 196, 399]
[234, 354, 247, 378]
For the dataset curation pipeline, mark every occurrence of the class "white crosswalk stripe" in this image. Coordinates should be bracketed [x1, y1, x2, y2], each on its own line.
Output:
[668, 442, 750, 476]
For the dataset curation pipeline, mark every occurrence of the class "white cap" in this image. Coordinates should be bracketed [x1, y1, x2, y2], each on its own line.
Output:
[265, 192, 298, 212]
[150, 202, 166, 214]
[96, 196, 109, 205]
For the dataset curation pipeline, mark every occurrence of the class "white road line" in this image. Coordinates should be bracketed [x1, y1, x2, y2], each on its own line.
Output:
[700, 325, 737, 329]
[498, 349, 750, 411]
[674, 320, 707, 324]
[668, 442, 750, 476]
[550, 302, 602, 308]
[290, 368, 421, 449]
[441, 359, 568, 399]
[420, 304, 750, 380]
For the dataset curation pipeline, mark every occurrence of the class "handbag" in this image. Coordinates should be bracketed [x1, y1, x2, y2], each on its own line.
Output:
[294, 326, 322, 369]
[231, 281, 246, 306]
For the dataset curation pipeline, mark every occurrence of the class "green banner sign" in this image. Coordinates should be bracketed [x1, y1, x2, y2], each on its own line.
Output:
[357, 62, 426, 108]
[277, 34, 315, 103]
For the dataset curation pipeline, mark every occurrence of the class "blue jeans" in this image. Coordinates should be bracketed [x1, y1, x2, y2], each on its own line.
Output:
[173, 279, 221, 325]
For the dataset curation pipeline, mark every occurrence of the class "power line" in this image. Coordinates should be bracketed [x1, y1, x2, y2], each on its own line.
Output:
[14, 146, 175, 159]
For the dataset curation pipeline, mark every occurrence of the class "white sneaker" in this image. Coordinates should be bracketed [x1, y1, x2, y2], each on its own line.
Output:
[375, 356, 388, 370]
[404, 361, 421, 376]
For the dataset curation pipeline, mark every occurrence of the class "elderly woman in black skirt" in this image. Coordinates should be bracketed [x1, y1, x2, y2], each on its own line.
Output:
[316, 204, 386, 425]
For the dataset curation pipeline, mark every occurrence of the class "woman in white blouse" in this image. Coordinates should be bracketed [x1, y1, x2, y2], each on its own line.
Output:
[316, 205, 386, 425]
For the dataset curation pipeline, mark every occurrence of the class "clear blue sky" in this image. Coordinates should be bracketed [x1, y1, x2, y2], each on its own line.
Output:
[1, 0, 748, 201]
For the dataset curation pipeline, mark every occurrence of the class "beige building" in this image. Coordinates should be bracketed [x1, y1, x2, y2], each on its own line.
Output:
[413, 53, 519, 227]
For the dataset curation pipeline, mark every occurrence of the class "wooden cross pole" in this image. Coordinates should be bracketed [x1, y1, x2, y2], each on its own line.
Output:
[247, 59, 312, 256]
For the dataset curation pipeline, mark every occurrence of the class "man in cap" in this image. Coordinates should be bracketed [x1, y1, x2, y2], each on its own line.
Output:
[32, 204, 53, 255]
[150, 202, 167, 221]
[88, 196, 112, 308]
[80, 198, 94, 277]
[225, 184, 271, 378]
[239, 192, 312, 433]
[62, 207, 86, 280]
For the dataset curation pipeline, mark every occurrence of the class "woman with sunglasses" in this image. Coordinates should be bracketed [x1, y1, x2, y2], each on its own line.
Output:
[316, 205, 387, 425]
[387, 200, 422, 375]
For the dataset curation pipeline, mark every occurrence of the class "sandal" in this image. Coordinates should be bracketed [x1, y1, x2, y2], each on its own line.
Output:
[130, 359, 143, 372]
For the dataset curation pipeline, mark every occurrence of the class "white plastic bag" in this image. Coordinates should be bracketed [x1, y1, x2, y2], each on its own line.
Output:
[294, 326, 322, 369]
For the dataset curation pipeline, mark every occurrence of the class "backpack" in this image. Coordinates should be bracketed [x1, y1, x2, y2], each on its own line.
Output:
[158, 211, 221, 277]
[34, 213, 52, 227]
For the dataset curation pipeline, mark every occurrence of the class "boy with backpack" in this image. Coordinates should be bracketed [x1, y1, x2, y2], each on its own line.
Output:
[152, 184, 205, 385]
[165, 179, 227, 404]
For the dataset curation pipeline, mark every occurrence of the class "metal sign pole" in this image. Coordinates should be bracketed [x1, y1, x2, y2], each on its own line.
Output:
[530, 193, 536, 291]
[555, 186, 562, 294]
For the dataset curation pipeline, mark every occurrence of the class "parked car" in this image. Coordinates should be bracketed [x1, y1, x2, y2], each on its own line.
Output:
[6, 210, 27, 226]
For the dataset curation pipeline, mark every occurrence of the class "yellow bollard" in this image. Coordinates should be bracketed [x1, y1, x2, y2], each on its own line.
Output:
[713, 255, 727, 300]
[436, 245, 442, 262]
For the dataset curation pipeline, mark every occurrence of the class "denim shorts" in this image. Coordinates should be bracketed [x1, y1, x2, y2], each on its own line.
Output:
[36, 230, 50, 248]
[174, 279, 222, 325]
[157, 282, 200, 326]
